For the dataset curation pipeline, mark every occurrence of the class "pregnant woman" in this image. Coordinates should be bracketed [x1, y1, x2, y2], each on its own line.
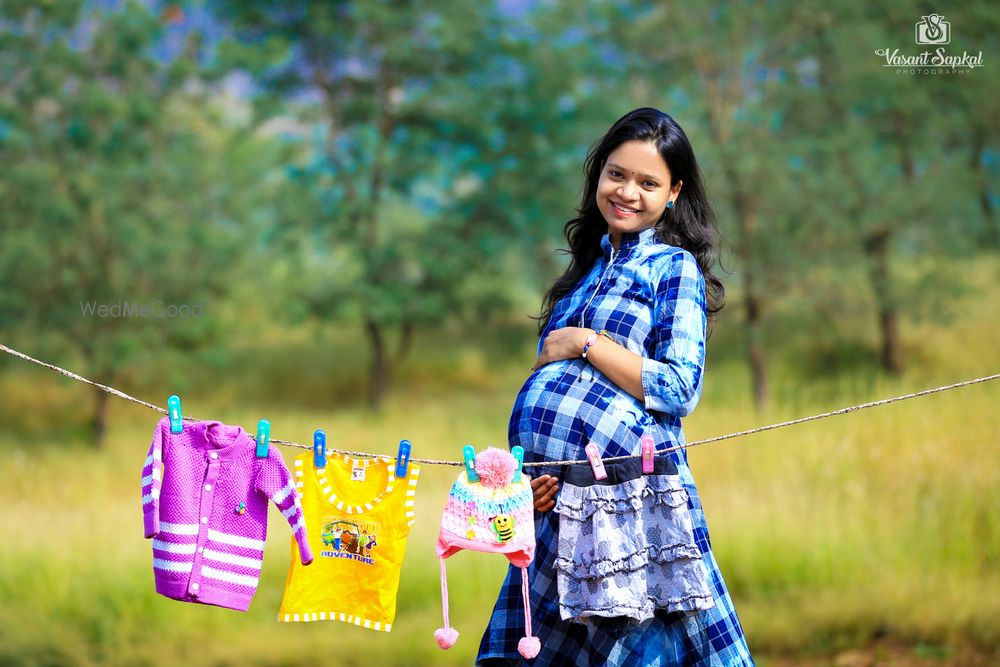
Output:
[476, 108, 754, 666]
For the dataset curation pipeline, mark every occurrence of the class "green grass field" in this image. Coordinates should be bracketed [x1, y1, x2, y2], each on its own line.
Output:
[1, 264, 998, 666]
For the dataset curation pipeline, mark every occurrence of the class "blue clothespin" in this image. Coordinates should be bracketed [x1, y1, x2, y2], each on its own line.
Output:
[167, 395, 183, 434]
[395, 439, 411, 478]
[255, 419, 270, 458]
[463, 445, 479, 483]
[313, 430, 326, 469]
[511, 446, 525, 482]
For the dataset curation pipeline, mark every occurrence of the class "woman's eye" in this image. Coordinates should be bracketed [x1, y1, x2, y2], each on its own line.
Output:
[644, 181, 658, 188]
[609, 170, 622, 178]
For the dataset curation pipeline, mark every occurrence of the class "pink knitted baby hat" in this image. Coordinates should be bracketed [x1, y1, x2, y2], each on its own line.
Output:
[434, 447, 539, 659]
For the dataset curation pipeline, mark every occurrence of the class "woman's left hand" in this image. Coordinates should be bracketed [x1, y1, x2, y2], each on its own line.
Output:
[532, 327, 591, 371]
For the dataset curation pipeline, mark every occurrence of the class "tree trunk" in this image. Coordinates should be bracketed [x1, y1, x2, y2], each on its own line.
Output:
[364, 317, 389, 410]
[744, 287, 768, 411]
[970, 129, 999, 247]
[393, 319, 414, 367]
[865, 229, 904, 374]
[815, 22, 907, 377]
[730, 173, 768, 412]
[359, 63, 398, 409]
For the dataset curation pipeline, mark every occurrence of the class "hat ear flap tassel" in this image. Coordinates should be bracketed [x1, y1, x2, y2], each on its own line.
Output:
[517, 566, 541, 659]
[434, 558, 459, 649]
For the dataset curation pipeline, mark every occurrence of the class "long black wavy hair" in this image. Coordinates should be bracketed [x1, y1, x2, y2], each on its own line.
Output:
[537, 107, 725, 335]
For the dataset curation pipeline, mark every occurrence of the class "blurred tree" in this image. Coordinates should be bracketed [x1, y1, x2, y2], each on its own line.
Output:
[0, 1, 286, 445]
[613, 0, 999, 392]
[611, 0, 800, 410]
[213, 0, 549, 408]
[429, 1, 629, 332]
[782, 2, 998, 374]
[933, 4, 1000, 249]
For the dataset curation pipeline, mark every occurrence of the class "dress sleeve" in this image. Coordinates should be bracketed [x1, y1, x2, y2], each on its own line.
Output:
[141, 417, 167, 538]
[640, 249, 707, 417]
[256, 451, 314, 566]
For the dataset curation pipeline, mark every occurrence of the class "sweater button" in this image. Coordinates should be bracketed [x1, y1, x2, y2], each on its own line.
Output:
[191, 583, 199, 592]
[204, 484, 212, 492]
[210, 452, 218, 460]
[201, 516, 208, 524]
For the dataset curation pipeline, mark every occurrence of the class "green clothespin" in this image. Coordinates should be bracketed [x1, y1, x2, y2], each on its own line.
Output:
[511, 446, 525, 482]
[256, 419, 270, 458]
[168, 395, 183, 434]
[463, 445, 479, 482]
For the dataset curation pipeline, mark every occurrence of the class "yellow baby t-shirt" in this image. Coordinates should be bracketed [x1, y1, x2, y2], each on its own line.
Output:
[278, 452, 420, 631]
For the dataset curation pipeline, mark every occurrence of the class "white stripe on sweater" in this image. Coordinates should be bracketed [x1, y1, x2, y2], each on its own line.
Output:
[152, 539, 197, 555]
[202, 565, 259, 588]
[207, 529, 265, 552]
[202, 548, 262, 571]
[153, 558, 193, 573]
[270, 481, 295, 505]
[159, 522, 199, 536]
[280, 500, 302, 520]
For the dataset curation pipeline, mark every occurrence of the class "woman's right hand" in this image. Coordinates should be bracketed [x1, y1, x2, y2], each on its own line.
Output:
[531, 475, 559, 512]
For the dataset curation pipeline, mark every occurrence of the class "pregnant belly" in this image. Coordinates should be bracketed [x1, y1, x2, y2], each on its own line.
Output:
[508, 358, 672, 475]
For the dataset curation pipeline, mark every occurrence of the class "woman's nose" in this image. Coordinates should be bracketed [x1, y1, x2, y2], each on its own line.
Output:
[618, 182, 638, 200]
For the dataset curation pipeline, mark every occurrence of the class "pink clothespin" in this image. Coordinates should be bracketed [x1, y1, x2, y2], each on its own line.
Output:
[640, 435, 655, 474]
[585, 442, 607, 481]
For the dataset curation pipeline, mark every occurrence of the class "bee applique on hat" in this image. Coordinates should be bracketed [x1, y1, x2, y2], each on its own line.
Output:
[435, 446, 540, 659]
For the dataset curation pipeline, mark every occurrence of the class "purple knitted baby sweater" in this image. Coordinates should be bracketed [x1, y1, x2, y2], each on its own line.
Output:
[141, 416, 313, 612]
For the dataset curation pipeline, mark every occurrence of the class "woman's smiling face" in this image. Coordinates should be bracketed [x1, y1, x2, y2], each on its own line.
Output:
[596, 140, 681, 246]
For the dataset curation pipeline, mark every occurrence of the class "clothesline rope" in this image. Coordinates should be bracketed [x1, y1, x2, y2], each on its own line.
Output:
[2, 342, 998, 467]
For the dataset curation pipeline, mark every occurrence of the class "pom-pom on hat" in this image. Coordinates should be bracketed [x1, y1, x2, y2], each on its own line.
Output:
[435, 447, 539, 658]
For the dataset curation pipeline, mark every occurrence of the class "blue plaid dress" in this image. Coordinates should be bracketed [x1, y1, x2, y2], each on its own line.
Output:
[477, 228, 754, 666]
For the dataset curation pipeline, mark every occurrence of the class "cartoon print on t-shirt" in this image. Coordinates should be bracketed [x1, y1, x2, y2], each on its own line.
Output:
[320, 518, 379, 565]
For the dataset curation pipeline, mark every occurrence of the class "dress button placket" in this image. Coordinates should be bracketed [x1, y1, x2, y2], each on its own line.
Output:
[189, 453, 221, 598]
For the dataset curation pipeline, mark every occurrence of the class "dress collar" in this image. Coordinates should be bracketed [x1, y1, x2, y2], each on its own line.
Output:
[600, 226, 660, 260]
[195, 420, 254, 459]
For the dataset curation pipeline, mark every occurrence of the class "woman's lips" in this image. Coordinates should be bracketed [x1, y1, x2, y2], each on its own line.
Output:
[611, 201, 639, 217]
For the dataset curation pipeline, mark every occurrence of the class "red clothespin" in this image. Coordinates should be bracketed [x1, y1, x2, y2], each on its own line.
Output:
[641, 435, 655, 474]
[585, 442, 607, 481]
